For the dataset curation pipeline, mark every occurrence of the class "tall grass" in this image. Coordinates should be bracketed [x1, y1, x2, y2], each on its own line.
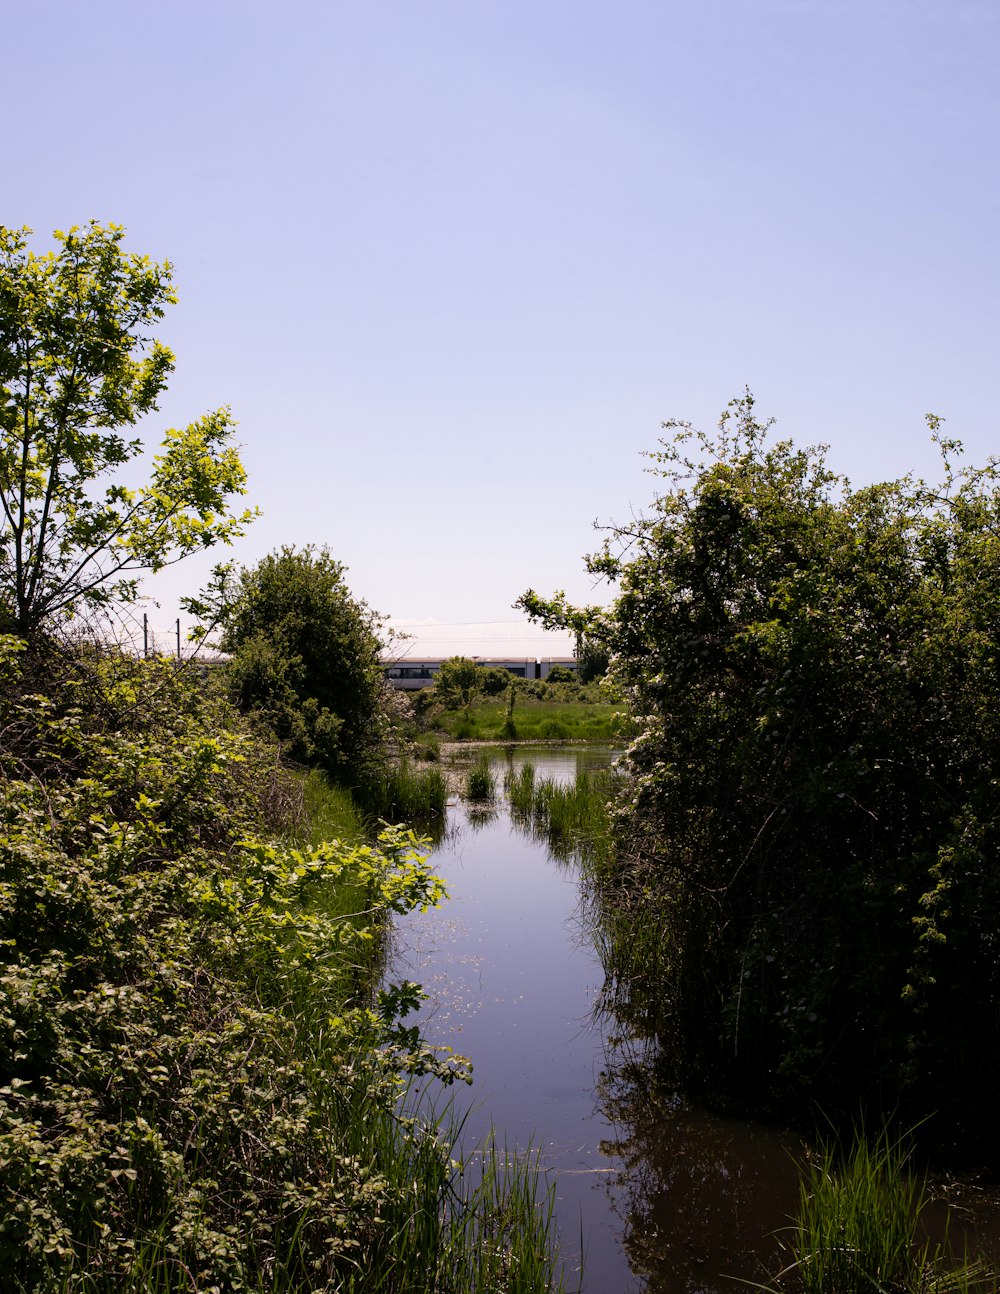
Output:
[505, 761, 536, 817]
[355, 757, 447, 835]
[777, 1127, 993, 1294]
[302, 767, 368, 845]
[465, 751, 496, 801]
[444, 1139, 563, 1292]
[439, 702, 627, 742]
[507, 765, 620, 867]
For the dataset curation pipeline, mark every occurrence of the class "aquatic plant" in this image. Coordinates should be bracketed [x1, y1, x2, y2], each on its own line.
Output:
[505, 762, 536, 818]
[355, 757, 447, 833]
[466, 751, 496, 801]
[776, 1127, 994, 1294]
[414, 731, 442, 761]
[514, 766, 621, 866]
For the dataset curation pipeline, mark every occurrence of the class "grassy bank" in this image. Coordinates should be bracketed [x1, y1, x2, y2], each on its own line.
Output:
[438, 700, 626, 742]
[0, 640, 564, 1293]
[353, 757, 448, 837]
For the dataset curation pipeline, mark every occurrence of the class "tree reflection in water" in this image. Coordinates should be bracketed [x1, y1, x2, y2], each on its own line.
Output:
[596, 1036, 805, 1294]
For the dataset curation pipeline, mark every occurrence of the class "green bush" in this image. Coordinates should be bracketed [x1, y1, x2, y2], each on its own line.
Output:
[530, 393, 1000, 1126]
[202, 546, 388, 780]
[0, 641, 561, 1292]
[479, 666, 516, 697]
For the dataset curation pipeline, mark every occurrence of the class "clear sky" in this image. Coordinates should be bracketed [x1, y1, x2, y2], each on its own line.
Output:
[11, 0, 999, 654]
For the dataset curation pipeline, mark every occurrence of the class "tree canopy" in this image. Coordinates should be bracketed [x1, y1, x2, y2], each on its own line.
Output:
[0, 222, 254, 637]
[204, 546, 388, 780]
[432, 656, 483, 712]
[522, 393, 1000, 1127]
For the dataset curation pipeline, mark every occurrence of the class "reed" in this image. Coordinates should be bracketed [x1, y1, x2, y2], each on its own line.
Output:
[414, 731, 442, 761]
[465, 751, 496, 801]
[505, 761, 536, 817]
[356, 757, 447, 832]
[511, 766, 621, 867]
[443, 1138, 563, 1291]
[779, 1126, 993, 1294]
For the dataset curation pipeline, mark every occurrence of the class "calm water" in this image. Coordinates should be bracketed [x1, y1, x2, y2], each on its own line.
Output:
[389, 744, 1000, 1293]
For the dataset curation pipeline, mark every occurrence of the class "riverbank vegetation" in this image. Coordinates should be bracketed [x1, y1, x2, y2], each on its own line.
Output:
[355, 757, 448, 835]
[412, 660, 627, 744]
[777, 1127, 993, 1294]
[0, 223, 563, 1292]
[521, 392, 1000, 1146]
[0, 639, 564, 1292]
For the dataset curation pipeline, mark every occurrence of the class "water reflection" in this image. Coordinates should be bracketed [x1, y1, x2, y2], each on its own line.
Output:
[389, 744, 1000, 1293]
[598, 1040, 804, 1294]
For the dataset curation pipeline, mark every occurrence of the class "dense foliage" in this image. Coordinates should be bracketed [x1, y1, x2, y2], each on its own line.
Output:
[0, 223, 254, 637]
[526, 394, 1000, 1132]
[0, 639, 560, 1292]
[202, 546, 388, 781]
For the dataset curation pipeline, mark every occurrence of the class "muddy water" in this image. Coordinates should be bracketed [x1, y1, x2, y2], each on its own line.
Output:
[389, 745, 1000, 1293]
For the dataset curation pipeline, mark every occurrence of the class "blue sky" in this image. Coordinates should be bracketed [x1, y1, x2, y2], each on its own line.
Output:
[11, 1, 1000, 653]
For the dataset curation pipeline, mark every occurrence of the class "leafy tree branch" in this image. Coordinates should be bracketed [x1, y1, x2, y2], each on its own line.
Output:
[0, 222, 256, 637]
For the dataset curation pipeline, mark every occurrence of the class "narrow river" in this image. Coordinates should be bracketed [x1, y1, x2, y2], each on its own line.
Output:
[389, 744, 1000, 1293]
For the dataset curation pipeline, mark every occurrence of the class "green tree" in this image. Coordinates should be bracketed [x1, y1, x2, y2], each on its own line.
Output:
[206, 546, 387, 779]
[433, 656, 483, 713]
[522, 393, 1000, 1126]
[0, 222, 254, 637]
[576, 636, 609, 682]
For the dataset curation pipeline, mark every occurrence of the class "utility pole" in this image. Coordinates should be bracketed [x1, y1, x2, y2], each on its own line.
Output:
[176, 618, 181, 662]
[143, 613, 149, 659]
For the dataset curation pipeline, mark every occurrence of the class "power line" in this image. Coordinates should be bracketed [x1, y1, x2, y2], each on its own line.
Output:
[386, 619, 549, 629]
[387, 636, 571, 644]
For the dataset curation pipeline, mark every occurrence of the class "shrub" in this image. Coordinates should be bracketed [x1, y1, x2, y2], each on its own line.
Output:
[479, 666, 515, 696]
[200, 546, 387, 780]
[432, 657, 482, 712]
[522, 393, 1000, 1129]
[0, 641, 561, 1291]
